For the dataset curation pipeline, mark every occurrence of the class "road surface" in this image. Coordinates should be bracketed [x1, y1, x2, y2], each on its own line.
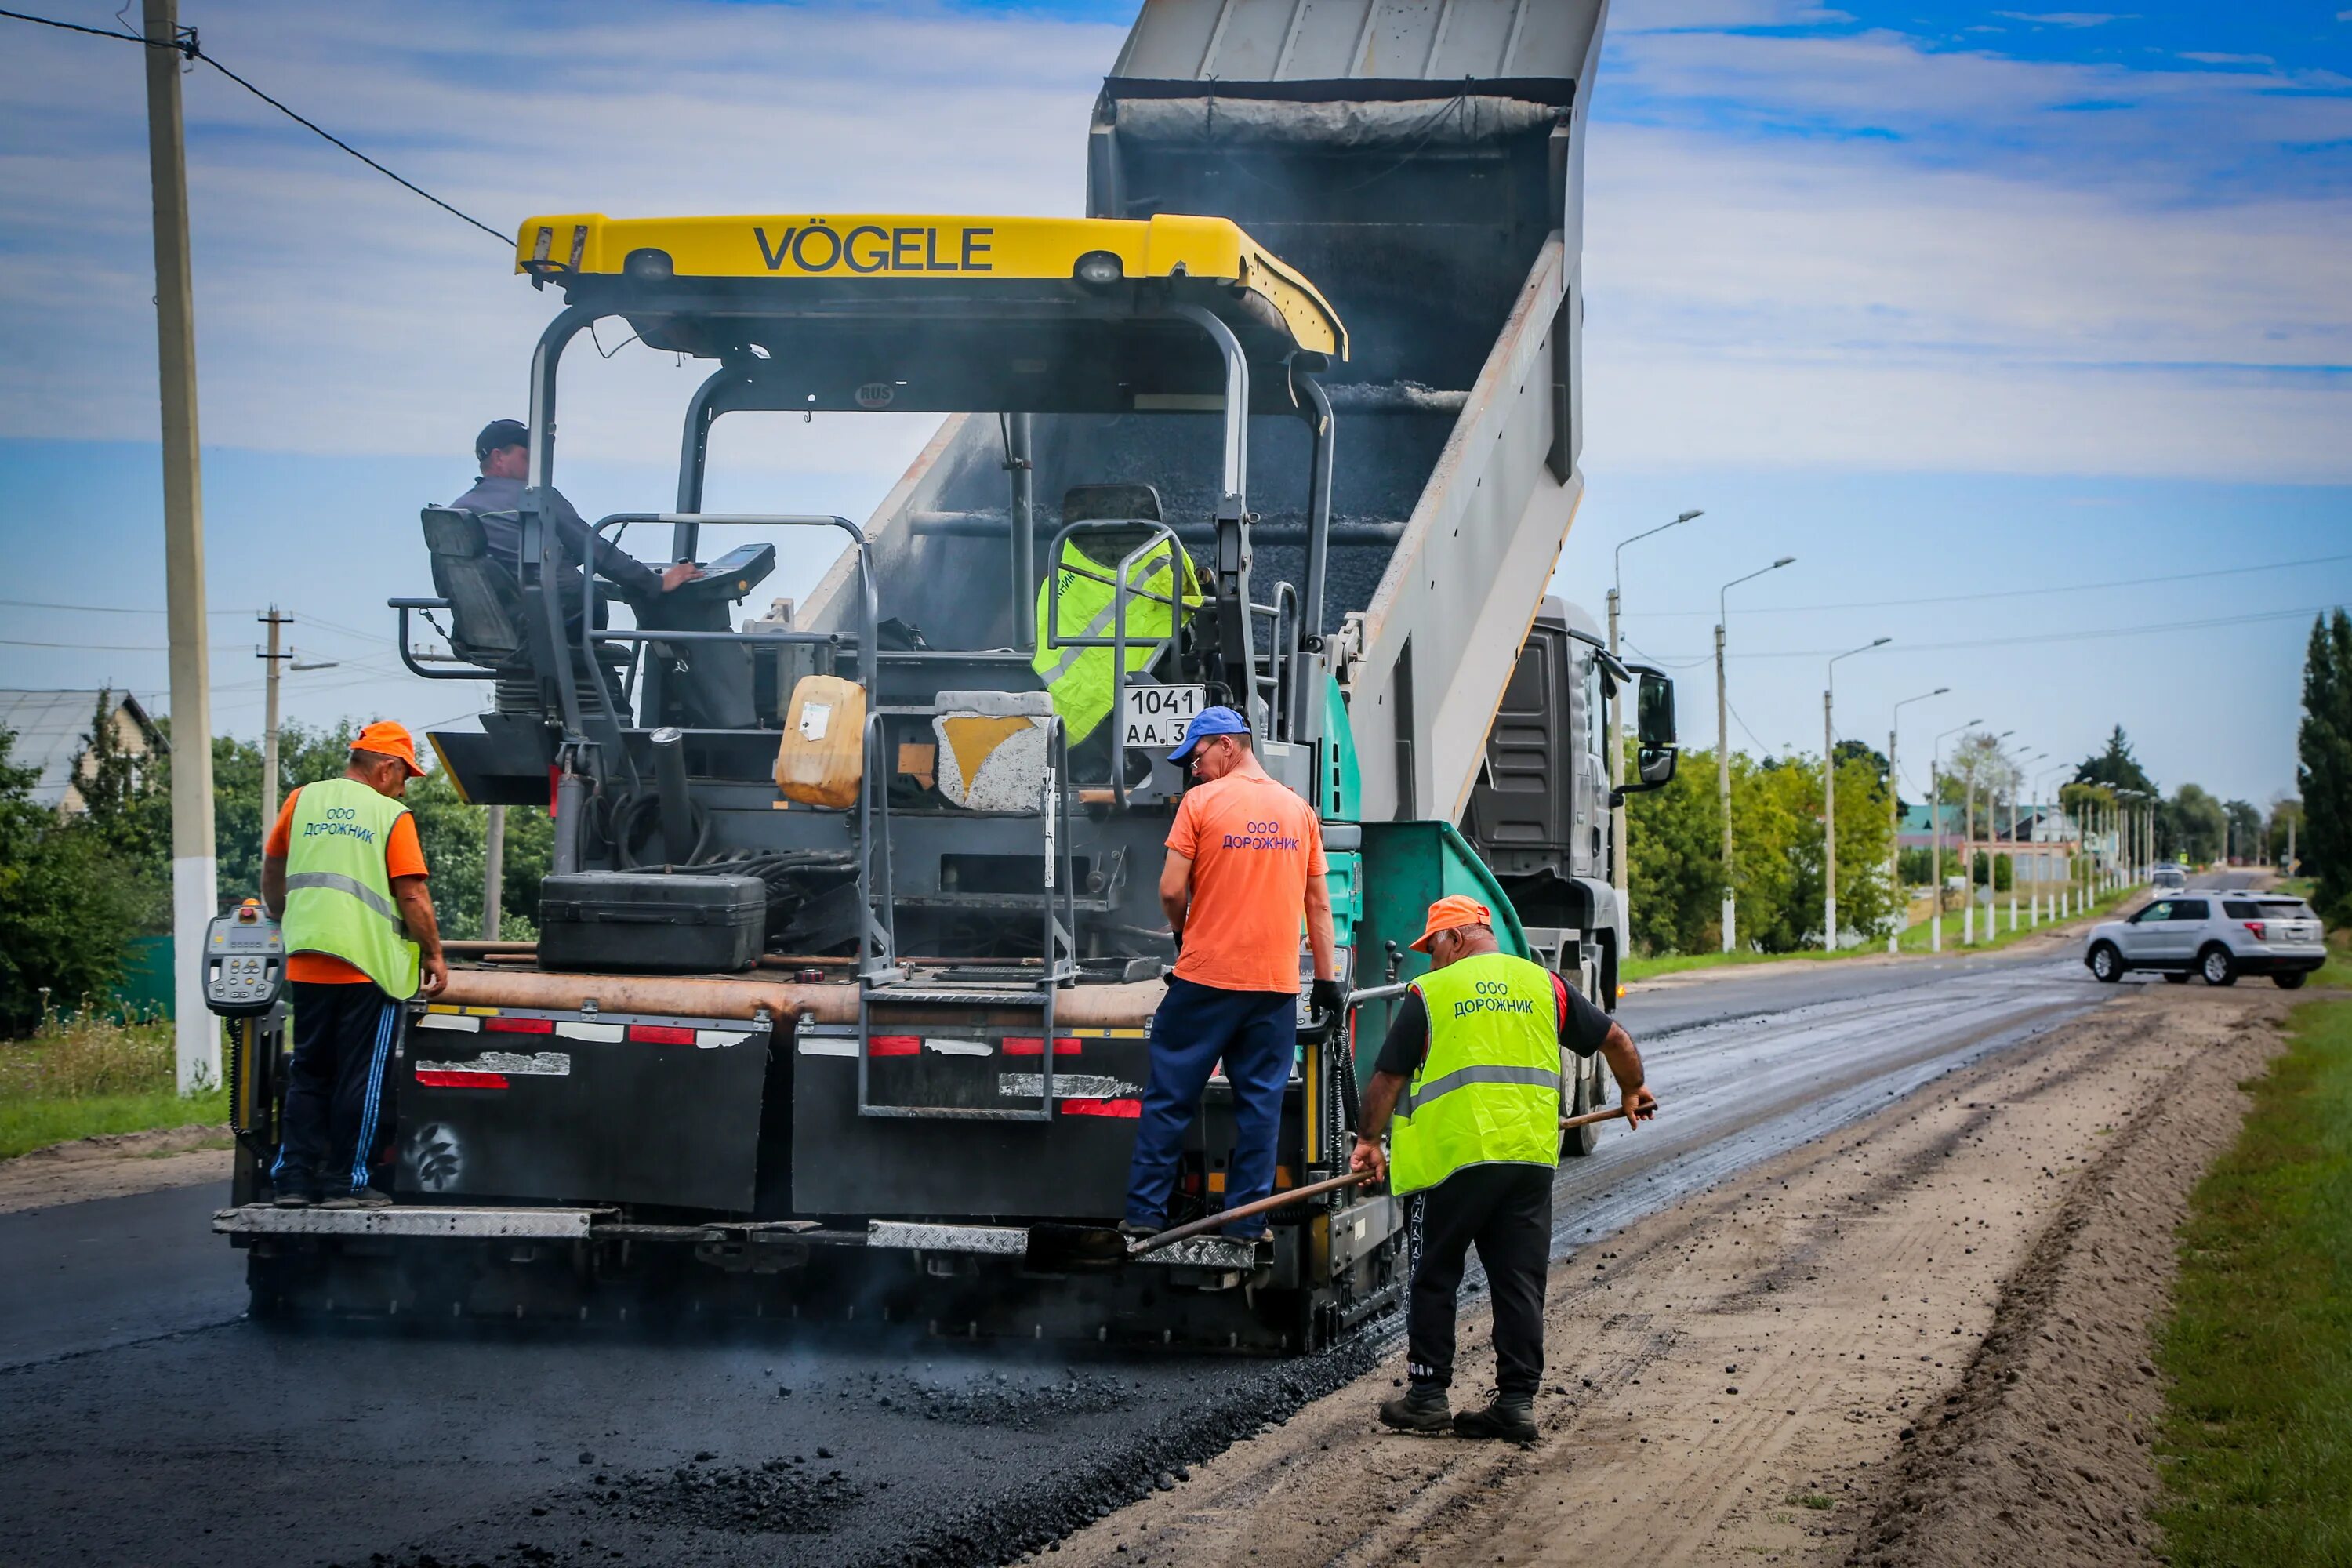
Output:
[0, 939, 2125, 1566]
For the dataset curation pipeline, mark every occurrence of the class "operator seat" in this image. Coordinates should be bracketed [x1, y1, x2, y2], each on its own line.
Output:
[420, 506, 630, 717]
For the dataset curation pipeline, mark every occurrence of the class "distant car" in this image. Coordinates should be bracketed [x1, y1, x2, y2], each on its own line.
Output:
[2084, 891, 2326, 989]
[2150, 864, 2188, 893]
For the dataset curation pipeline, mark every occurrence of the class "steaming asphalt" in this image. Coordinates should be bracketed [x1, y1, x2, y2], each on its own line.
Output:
[0, 942, 2121, 1566]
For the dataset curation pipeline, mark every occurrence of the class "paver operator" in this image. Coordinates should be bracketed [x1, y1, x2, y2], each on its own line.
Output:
[1122, 706, 1346, 1243]
[451, 418, 700, 629]
[1352, 895, 1657, 1441]
[260, 722, 448, 1210]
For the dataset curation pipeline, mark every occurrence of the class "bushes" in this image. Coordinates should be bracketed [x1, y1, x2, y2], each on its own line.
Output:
[0, 728, 155, 1037]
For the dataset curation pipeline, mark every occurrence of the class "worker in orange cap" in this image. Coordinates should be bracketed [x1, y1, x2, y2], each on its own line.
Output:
[1351, 895, 1655, 1441]
[260, 720, 448, 1210]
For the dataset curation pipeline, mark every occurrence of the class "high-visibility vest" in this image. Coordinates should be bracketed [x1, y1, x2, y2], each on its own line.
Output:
[281, 778, 422, 998]
[1031, 535, 1202, 743]
[1389, 952, 1563, 1196]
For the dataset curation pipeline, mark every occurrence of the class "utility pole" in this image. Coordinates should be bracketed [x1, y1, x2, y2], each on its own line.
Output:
[145, 0, 215, 1094]
[1929, 719, 1978, 954]
[1822, 637, 1889, 950]
[1888, 688, 1949, 953]
[257, 608, 291, 832]
[1715, 556, 1794, 953]
[1610, 510, 1700, 934]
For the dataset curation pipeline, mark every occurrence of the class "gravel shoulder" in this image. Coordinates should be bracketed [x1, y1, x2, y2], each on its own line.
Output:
[1047, 979, 2286, 1567]
[0, 1124, 230, 1215]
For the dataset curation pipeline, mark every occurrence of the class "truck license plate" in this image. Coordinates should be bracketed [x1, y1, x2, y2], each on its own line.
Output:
[1120, 684, 1207, 750]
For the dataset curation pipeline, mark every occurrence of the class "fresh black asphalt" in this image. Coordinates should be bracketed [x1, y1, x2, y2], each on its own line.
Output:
[0, 944, 2118, 1566]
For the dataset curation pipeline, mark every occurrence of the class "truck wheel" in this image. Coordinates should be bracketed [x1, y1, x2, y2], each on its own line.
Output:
[2274, 971, 2308, 990]
[2162, 972, 2190, 985]
[2199, 946, 2237, 987]
[2088, 942, 2122, 983]
[1561, 1058, 1599, 1159]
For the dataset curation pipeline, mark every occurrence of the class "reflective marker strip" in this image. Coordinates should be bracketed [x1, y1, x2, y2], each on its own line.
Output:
[923, 1037, 993, 1057]
[696, 1029, 753, 1049]
[485, 1016, 554, 1035]
[554, 1021, 624, 1043]
[627, 1025, 695, 1045]
[416, 1014, 481, 1033]
[1061, 1098, 1141, 1119]
[1003, 1036, 1081, 1056]
[869, 1036, 921, 1057]
[415, 1069, 508, 1088]
[797, 1036, 858, 1058]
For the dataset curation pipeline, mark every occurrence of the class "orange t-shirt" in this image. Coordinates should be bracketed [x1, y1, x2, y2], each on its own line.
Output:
[1165, 768, 1326, 994]
[265, 786, 427, 984]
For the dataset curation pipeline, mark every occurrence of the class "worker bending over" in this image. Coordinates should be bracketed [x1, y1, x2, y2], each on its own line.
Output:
[260, 722, 448, 1209]
[1123, 706, 1345, 1243]
[1352, 896, 1656, 1441]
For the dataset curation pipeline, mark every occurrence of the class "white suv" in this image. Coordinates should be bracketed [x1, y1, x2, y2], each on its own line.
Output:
[2085, 891, 2326, 989]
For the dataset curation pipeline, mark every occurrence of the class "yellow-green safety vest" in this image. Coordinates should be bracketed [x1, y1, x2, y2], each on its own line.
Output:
[1389, 951, 1563, 1196]
[281, 777, 422, 998]
[1032, 535, 1202, 743]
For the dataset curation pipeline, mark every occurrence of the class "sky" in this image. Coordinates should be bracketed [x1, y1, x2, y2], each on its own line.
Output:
[0, 0, 2347, 810]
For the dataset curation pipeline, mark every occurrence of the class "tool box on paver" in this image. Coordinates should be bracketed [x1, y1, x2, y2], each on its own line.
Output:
[535, 871, 766, 975]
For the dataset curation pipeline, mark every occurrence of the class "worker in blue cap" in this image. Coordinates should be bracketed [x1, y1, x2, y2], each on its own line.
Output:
[1120, 706, 1345, 1243]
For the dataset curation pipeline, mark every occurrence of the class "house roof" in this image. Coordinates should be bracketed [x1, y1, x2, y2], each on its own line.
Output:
[0, 690, 162, 808]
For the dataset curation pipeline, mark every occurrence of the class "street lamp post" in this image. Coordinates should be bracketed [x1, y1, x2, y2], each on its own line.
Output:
[1964, 729, 2016, 946]
[1929, 718, 1983, 953]
[1823, 637, 1892, 949]
[1887, 688, 1949, 952]
[1609, 510, 1701, 933]
[1716, 556, 1796, 953]
[2029, 760, 2066, 924]
[2009, 751, 2044, 933]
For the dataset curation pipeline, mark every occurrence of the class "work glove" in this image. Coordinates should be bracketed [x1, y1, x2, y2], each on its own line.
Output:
[1309, 978, 1348, 1022]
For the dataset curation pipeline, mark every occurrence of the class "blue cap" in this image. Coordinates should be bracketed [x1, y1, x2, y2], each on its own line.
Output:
[1168, 705, 1248, 763]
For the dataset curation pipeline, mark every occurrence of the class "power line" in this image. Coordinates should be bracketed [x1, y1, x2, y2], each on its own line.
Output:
[0, 7, 508, 245]
[1619, 552, 2352, 620]
[1634, 603, 2339, 663]
[0, 597, 252, 615]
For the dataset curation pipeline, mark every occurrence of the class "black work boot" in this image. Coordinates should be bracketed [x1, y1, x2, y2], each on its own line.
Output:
[272, 1174, 319, 1209]
[1454, 1391, 1538, 1443]
[1377, 1383, 1452, 1433]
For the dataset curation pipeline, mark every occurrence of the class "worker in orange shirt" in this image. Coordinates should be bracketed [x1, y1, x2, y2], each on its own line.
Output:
[1121, 706, 1343, 1243]
[259, 722, 448, 1209]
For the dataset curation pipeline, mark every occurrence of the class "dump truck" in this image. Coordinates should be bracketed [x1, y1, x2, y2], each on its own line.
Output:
[212, 0, 1679, 1351]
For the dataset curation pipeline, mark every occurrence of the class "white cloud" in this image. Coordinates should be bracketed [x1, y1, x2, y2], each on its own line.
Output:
[2180, 51, 2275, 66]
[0, 1, 1121, 469]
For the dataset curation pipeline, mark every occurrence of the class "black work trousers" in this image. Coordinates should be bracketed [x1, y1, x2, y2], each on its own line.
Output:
[1406, 1162, 1555, 1397]
[273, 980, 402, 1197]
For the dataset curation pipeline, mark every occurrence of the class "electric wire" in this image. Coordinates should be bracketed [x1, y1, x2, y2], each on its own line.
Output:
[1616, 551, 2352, 620]
[0, 7, 508, 245]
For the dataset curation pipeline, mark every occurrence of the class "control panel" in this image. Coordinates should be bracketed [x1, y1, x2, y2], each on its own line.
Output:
[670, 541, 776, 608]
[205, 900, 286, 1016]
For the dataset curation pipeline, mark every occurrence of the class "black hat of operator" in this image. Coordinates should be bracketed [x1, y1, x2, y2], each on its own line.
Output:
[475, 419, 530, 462]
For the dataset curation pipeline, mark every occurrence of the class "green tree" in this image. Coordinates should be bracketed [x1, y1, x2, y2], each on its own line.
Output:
[2299, 609, 2352, 920]
[2265, 797, 2303, 867]
[2074, 725, 2154, 796]
[2222, 799, 2262, 863]
[2165, 783, 2227, 865]
[73, 691, 172, 932]
[0, 729, 151, 1035]
[1625, 745, 1723, 956]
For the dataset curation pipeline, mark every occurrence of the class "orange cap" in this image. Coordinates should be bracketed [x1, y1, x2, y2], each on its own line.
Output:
[1410, 894, 1493, 953]
[353, 720, 423, 778]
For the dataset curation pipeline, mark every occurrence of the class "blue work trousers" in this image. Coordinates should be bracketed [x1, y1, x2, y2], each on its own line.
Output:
[1122, 976, 1296, 1237]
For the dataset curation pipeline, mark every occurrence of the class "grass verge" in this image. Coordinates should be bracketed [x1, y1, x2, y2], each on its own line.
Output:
[0, 1015, 227, 1161]
[2152, 989, 2352, 1565]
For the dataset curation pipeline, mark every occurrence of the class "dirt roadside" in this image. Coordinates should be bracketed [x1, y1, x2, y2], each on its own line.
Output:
[1046, 981, 2289, 1567]
[0, 1124, 230, 1214]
